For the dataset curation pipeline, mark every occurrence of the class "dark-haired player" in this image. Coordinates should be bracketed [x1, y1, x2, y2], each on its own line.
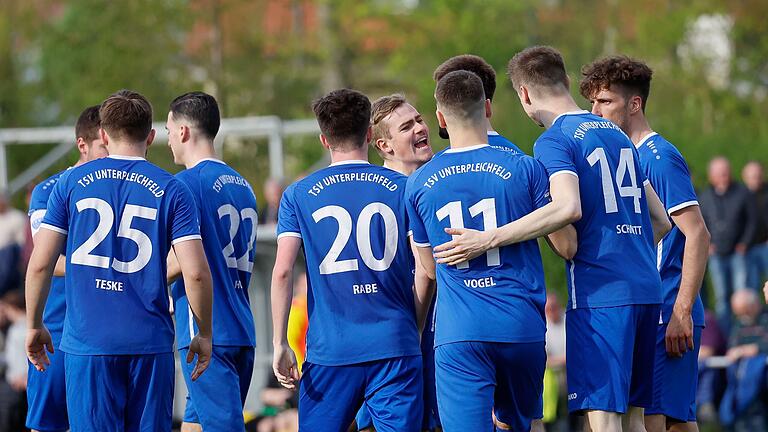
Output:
[26, 105, 108, 432]
[25, 90, 213, 431]
[433, 54, 524, 154]
[581, 56, 710, 432]
[271, 89, 425, 431]
[166, 92, 258, 432]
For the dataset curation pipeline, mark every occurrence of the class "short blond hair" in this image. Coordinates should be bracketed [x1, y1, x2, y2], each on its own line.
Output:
[370, 94, 407, 157]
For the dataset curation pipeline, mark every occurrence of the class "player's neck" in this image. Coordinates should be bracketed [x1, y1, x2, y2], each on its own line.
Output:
[329, 148, 369, 165]
[108, 142, 147, 159]
[447, 125, 488, 149]
[538, 96, 583, 129]
[484, 118, 496, 133]
[626, 116, 654, 146]
[183, 141, 218, 169]
[383, 159, 420, 176]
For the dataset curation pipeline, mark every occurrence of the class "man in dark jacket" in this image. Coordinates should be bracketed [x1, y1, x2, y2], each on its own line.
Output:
[742, 161, 768, 290]
[699, 156, 757, 328]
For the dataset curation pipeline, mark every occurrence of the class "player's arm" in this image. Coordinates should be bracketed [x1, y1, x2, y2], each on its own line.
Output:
[666, 205, 710, 357]
[434, 174, 582, 266]
[166, 249, 182, 284]
[644, 183, 672, 244]
[25, 228, 64, 371]
[173, 239, 213, 380]
[30, 210, 67, 277]
[411, 238, 436, 334]
[545, 225, 578, 260]
[271, 236, 302, 390]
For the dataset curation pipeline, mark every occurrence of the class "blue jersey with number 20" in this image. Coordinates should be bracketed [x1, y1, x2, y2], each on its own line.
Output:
[276, 161, 420, 366]
[42, 155, 201, 355]
[533, 111, 661, 310]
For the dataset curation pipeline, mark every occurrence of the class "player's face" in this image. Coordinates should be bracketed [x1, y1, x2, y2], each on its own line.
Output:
[384, 104, 433, 165]
[589, 87, 631, 132]
[165, 111, 183, 164]
[86, 137, 109, 161]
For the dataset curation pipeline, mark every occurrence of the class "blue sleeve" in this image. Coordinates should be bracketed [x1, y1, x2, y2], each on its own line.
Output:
[169, 180, 202, 244]
[404, 181, 429, 247]
[40, 177, 69, 235]
[533, 136, 577, 179]
[176, 171, 203, 223]
[276, 184, 301, 239]
[644, 149, 698, 215]
[529, 159, 552, 209]
[28, 183, 49, 214]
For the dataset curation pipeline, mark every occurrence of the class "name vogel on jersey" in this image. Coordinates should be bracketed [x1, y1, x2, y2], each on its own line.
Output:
[307, 171, 399, 197]
[76, 168, 165, 198]
[423, 162, 512, 189]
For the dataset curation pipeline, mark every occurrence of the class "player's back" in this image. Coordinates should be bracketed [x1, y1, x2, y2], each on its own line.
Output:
[29, 170, 70, 345]
[277, 161, 420, 366]
[42, 155, 200, 355]
[488, 131, 525, 154]
[173, 159, 257, 348]
[406, 145, 548, 346]
[636, 133, 705, 326]
[534, 111, 661, 309]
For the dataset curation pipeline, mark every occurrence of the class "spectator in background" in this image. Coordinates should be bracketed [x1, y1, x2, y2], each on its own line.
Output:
[696, 310, 728, 424]
[727, 289, 768, 361]
[0, 192, 26, 297]
[742, 161, 768, 290]
[0, 290, 28, 431]
[259, 178, 284, 225]
[699, 157, 756, 328]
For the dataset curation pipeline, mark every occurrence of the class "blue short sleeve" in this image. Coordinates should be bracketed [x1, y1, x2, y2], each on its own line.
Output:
[276, 185, 301, 239]
[529, 159, 552, 210]
[40, 178, 69, 235]
[404, 180, 429, 247]
[169, 181, 202, 244]
[533, 137, 577, 179]
[644, 150, 698, 215]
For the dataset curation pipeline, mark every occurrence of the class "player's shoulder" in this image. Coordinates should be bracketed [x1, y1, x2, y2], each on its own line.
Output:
[31, 169, 67, 198]
[637, 133, 687, 167]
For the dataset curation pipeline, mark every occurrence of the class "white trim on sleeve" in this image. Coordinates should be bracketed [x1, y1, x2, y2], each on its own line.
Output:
[172, 234, 202, 245]
[412, 240, 431, 248]
[667, 200, 699, 215]
[549, 170, 578, 180]
[40, 223, 67, 235]
[643, 179, 650, 186]
[277, 232, 302, 240]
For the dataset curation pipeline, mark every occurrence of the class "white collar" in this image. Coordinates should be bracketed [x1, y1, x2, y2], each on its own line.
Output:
[108, 155, 145, 161]
[329, 159, 370, 167]
[552, 109, 590, 124]
[443, 144, 490, 154]
[635, 131, 658, 149]
[487, 130, 500, 136]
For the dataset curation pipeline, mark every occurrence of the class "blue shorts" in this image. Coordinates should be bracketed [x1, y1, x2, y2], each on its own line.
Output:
[566, 304, 659, 414]
[64, 352, 174, 432]
[26, 346, 68, 432]
[356, 330, 440, 431]
[301, 356, 423, 432]
[180, 345, 254, 431]
[646, 325, 702, 422]
[435, 341, 545, 432]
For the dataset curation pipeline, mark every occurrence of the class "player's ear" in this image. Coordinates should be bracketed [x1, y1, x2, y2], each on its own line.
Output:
[146, 129, 156, 148]
[76, 137, 88, 157]
[630, 95, 643, 115]
[365, 126, 372, 145]
[376, 138, 392, 156]
[521, 86, 532, 105]
[181, 125, 191, 143]
[319, 134, 331, 150]
[436, 109, 447, 129]
[485, 99, 492, 119]
[99, 128, 110, 147]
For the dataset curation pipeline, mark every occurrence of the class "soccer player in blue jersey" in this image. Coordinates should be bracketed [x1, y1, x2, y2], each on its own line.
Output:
[432, 54, 525, 155]
[271, 89, 426, 432]
[355, 94, 438, 432]
[24, 90, 214, 432]
[405, 69, 575, 432]
[432, 47, 672, 432]
[581, 56, 711, 432]
[25, 105, 108, 432]
[165, 92, 258, 432]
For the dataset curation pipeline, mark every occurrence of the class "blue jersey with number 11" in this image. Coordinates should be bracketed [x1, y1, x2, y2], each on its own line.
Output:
[533, 111, 661, 310]
[277, 161, 420, 366]
[42, 155, 201, 355]
[172, 159, 257, 348]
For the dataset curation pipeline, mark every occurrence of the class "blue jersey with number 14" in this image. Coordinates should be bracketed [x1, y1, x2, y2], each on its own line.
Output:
[172, 159, 257, 348]
[42, 155, 201, 355]
[276, 161, 420, 366]
[534, 111, 661, 310]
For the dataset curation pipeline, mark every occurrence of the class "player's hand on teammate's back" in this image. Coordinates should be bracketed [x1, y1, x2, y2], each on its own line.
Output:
[665, 308, 694, 357]
[187, 334, 212, 381]
[433, 227, 493, 266]
[273, 343, 300, 390]
[26, 327, 54, 371]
